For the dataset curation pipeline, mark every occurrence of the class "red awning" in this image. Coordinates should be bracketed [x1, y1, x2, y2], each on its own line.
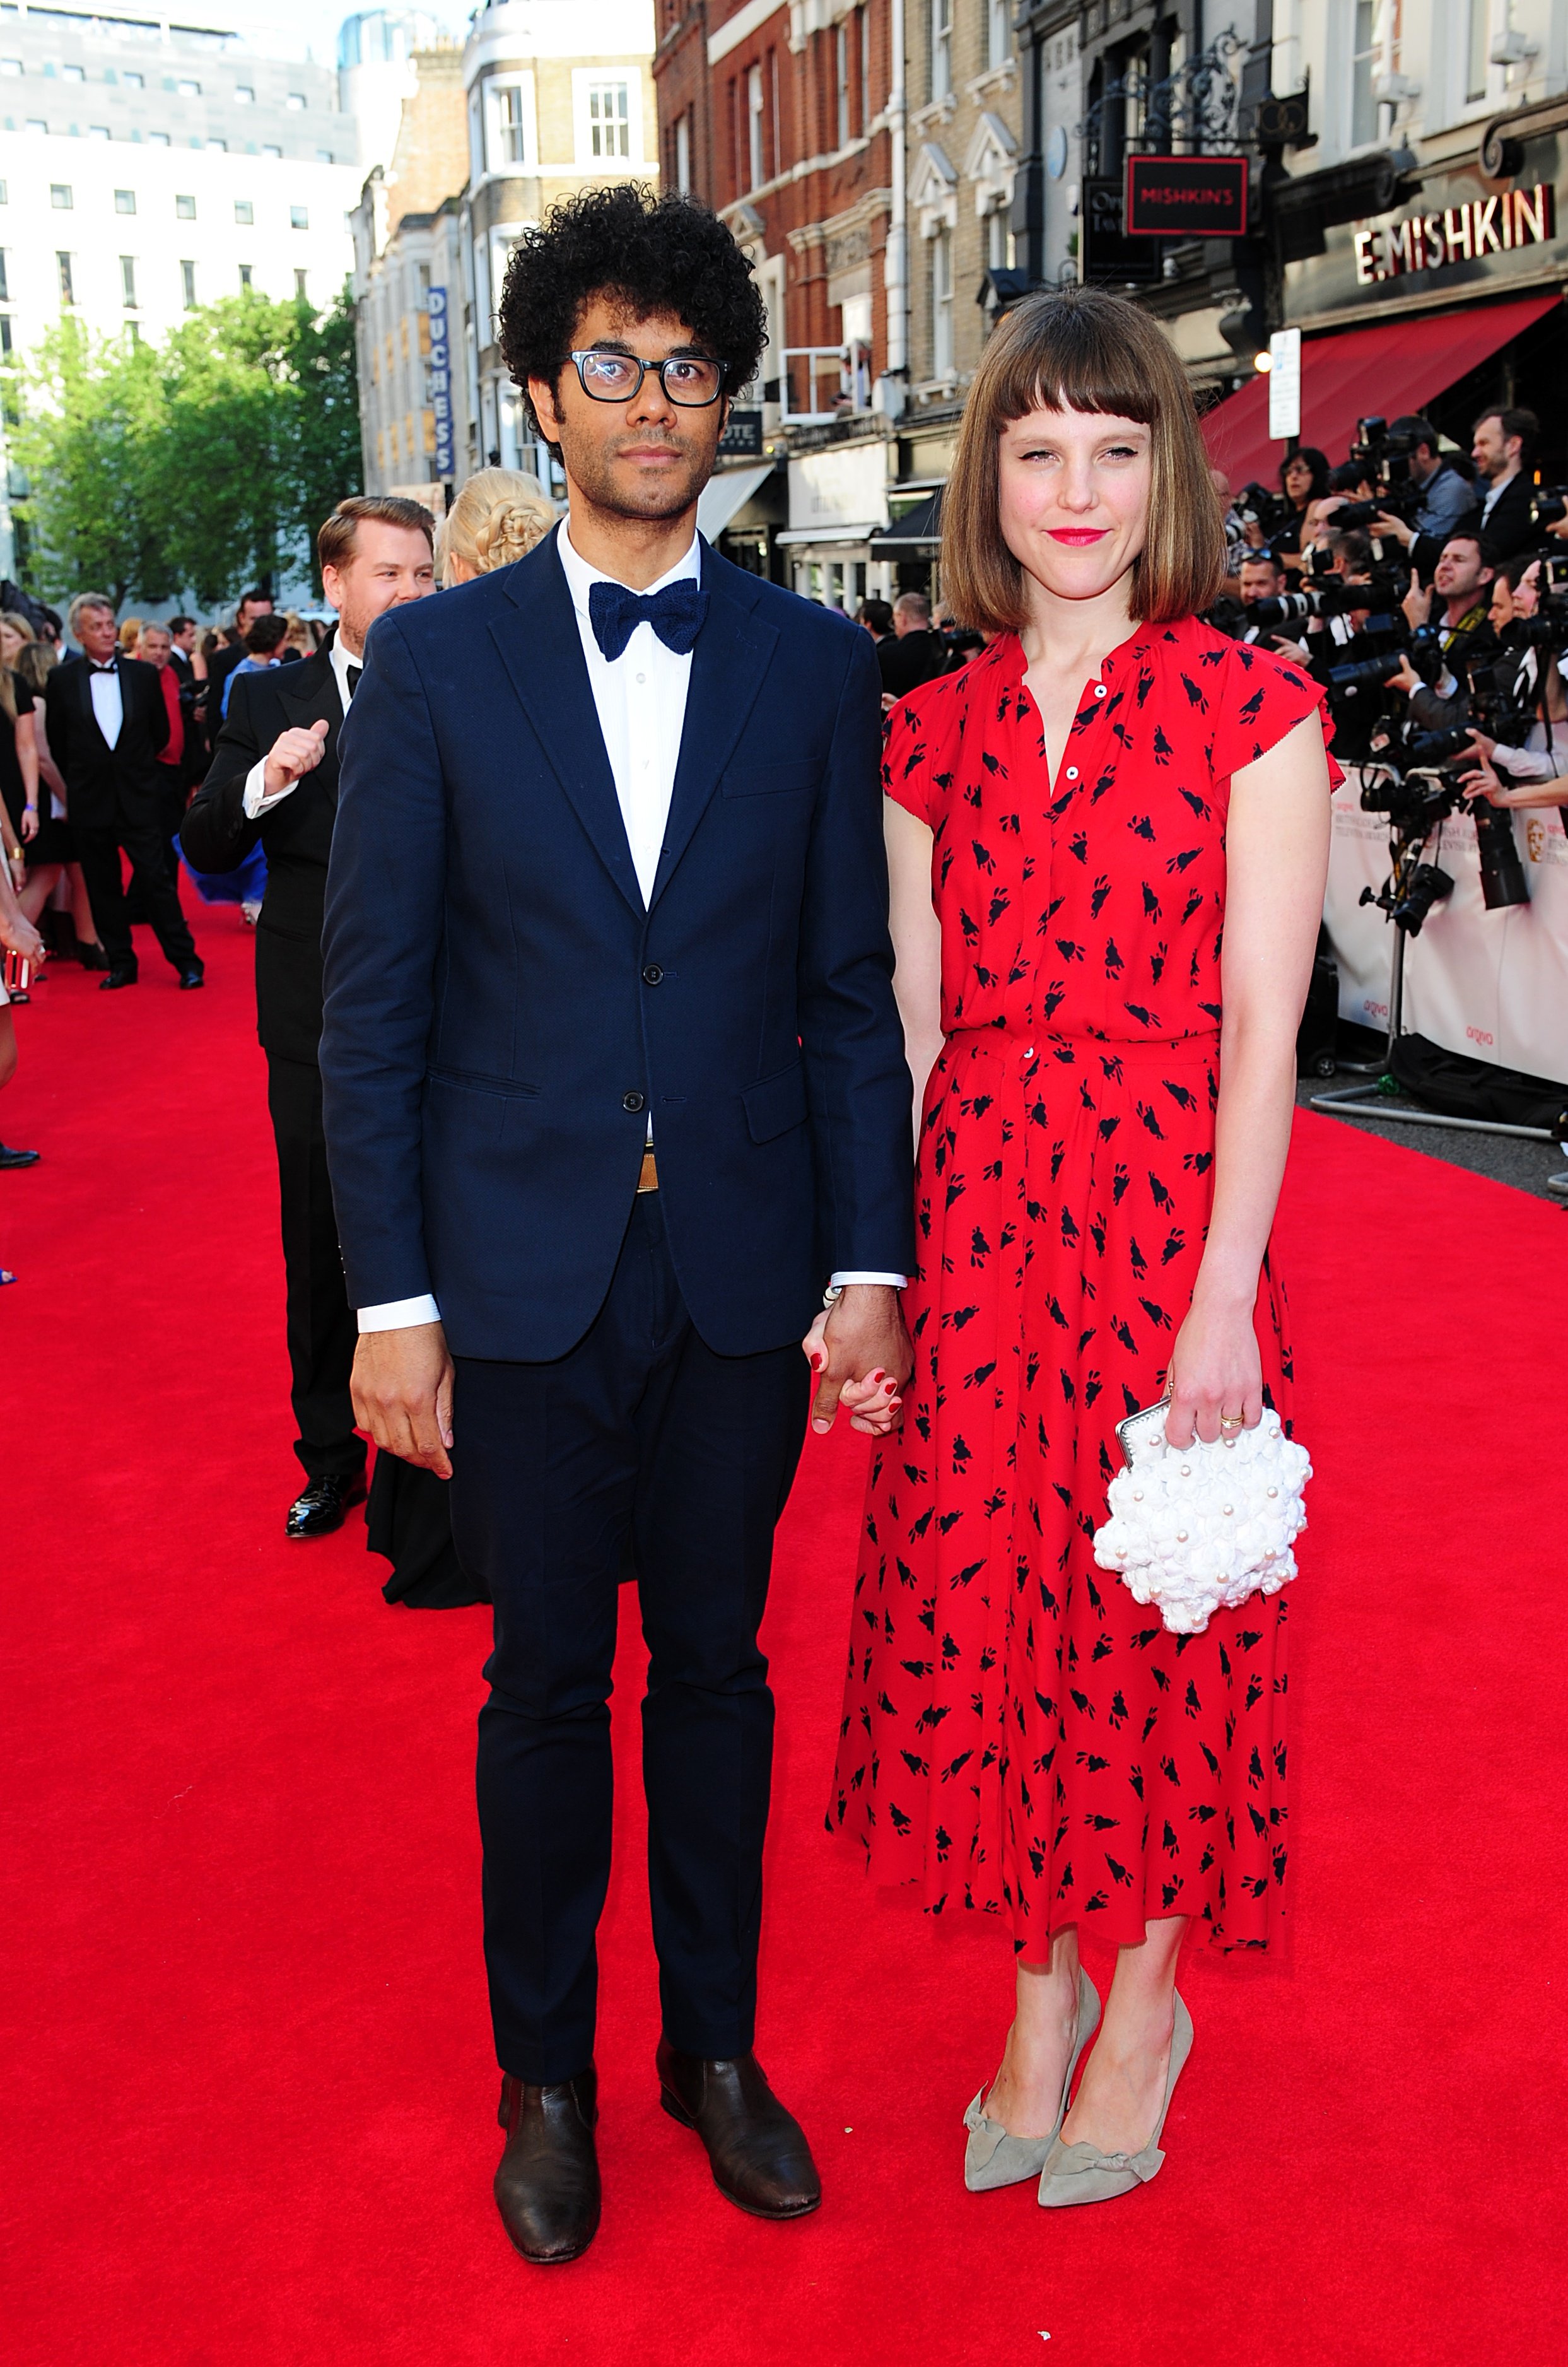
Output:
[1202, 293, 1561, 490]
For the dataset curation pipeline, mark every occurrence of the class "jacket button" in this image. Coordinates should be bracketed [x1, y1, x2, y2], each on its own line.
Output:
[642, 963, 663, 985]
[623, 1090, 646, 1113]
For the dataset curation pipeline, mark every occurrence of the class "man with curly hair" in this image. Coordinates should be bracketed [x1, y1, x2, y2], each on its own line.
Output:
[319, 185, 915, 2265]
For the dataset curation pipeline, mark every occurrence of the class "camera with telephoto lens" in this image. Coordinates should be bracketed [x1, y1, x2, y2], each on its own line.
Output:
[1339, 415, 1424, 527]
[1353, 632, 1532, 915]
[1533, 486, 1568, 532]
[1234, 480, 1292, 539]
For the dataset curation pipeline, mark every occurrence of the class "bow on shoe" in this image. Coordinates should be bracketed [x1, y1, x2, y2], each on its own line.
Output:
[588, 579, 709, 662]
[1051, 2139, 1165, 2182]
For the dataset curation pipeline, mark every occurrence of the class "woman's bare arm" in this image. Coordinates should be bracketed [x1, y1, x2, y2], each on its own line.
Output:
[884, 797, 943, 1132]
[1166, 710, 1331, 1447]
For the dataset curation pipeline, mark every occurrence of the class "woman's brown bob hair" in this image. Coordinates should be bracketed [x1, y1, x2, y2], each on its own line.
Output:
[942, 285, 1225, 631]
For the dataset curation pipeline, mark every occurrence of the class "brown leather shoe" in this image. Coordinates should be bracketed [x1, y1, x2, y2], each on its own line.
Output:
[656, 2038, 821, 2219]
[493, 2065, 600, 2265]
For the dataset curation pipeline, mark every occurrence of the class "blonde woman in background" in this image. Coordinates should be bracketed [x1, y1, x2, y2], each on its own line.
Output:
[119, 616, 142, 659]
[439, 468, 556, 586]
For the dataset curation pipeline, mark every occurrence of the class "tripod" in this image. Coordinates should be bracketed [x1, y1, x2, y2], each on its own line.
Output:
[1309, 813, 1559, 1144]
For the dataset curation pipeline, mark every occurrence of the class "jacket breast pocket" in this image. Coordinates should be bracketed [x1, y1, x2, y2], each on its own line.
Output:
[721, 759, 823, 798]
[742, 1062, 807, 1143]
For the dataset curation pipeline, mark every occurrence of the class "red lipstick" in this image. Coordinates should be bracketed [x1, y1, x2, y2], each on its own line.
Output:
[1048, 527, 1109, 544]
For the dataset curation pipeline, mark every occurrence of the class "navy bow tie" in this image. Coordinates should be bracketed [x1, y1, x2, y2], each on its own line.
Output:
[588, 578, 708, 664]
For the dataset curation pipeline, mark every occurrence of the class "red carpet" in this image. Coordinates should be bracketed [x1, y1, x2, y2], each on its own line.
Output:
[4, 904, 1565, 2366]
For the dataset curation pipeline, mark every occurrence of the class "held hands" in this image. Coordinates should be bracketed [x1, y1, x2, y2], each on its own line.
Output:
[350, 1319, 455, 1479]
[801, 1283, 913, 1438]
[262, 716, 330, 800]
[1163, 1292, 1263, 1450]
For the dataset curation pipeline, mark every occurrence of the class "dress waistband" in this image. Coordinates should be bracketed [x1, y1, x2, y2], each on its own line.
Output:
[947, 1027, 1221, 1071]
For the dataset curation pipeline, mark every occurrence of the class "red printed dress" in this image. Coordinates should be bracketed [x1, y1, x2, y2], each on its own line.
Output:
[831, 618, 1335, 1954]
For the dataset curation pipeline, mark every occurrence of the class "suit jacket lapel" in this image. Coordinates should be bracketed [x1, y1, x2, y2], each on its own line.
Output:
[489, 539, 642, 913]
[650, 551, 777, 910]
[276, 650, 344, 801]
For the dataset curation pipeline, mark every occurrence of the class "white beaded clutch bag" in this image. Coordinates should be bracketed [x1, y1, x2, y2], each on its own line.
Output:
[1091, 1400, 1312, 1636]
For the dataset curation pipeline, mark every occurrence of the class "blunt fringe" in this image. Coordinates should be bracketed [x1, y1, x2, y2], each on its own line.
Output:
[942, 286, 1225, 631]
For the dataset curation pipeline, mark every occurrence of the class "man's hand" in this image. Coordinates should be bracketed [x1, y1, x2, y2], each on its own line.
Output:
[351, 1319, 455, 1478]
[800, 1284, 912, 1438]
[1372, 512, 1413, 548]
[262, 716, 330, 800]
[1401, 580, 1432, 630]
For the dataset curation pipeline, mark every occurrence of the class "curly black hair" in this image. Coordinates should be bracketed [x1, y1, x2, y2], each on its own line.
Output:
[498, 183, 768, 433]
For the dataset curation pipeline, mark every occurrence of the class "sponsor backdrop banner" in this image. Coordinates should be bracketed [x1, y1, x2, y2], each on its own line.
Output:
[1323, 768, 1568, 1086]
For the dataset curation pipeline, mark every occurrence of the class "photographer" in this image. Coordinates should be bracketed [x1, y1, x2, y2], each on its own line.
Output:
[1370, 415, 1477, 572]
[1386, 534, 1497, 725]
[1455, 556, 1568, 799]
[1236, 551, 1308, 654]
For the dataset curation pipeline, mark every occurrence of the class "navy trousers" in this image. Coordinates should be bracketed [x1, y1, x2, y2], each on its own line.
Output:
[450, 1190, 809, 2085]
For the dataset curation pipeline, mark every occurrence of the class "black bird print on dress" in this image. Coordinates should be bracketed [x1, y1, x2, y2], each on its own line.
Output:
[831, 621, 1338, 1953]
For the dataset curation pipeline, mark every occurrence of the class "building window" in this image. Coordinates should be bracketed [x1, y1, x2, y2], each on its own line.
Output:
[987, 206, 1014, 269]
[234, 197, 252, 225]
[175, 192, 196, 219]
[89, 124, 109, 139]
[747, 62, 764, 187]
[149, 130, 169, 146]
[1465, 0, 1490, 103]
[176, 78, 199, 97]
[295, 267, 307, 298]
[493, 80, 527, 167]
[262, 143, 280, 158]
[931, 0, 952, 101]
[1350, 0, 1380, 147]
[860, 6, 871, 131]
[0, 57, 20, 74]
[0, 252, 8, 301]
[50, 183, 71, 209]
[931, 227, 952, 375]
[62, 60, 83, 81]
[0, 317, 10, 356]
[286, 91, 305, 110]
[987, 0, 1010, 70]
[235, 83, 253, 103]
[315, 147, 332, 163]
[57, 250, 74, 306]
[115, 187, 136, 213]
[25, 118, 46, 133]
[180, 257, 196, 308]
[238, 262, 252, 288]
[674, 108, 691, 192]
[120, 254, 136, 307]
[587, 79, 630, 159]
[835, 22, 850, 146]
[290, 204, 308, 229]
[122, 69, 142, 88]
[206, 137, 226, 152]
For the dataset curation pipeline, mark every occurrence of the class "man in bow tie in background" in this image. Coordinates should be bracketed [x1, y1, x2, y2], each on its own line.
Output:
[319, 186, 915, 2265]
[183, 496, 435, 1542]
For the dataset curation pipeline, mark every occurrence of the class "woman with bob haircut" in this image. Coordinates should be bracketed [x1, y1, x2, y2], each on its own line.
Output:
[829, 286, 1335, 2206]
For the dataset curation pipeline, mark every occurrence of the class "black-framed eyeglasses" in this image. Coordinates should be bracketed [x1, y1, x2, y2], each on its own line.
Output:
[570, 348, 727, 408]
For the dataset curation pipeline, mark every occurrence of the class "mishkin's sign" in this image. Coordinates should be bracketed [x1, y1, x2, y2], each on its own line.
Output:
[1354, 184, 1556, 283]
[1124, 153, 1249, 238]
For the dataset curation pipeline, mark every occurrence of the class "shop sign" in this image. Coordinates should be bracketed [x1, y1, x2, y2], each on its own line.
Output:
[1124, 153, 1249, 238]
[719, 406, 763, 457]
[787, 441, 889, 532]
[1080, 177, 1161, 284]
[428, 286, 454, 480]
[1354, 184, 1556, 285]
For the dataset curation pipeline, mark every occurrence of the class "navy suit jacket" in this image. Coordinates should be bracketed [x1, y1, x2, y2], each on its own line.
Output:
[319, 533, 915, 1362]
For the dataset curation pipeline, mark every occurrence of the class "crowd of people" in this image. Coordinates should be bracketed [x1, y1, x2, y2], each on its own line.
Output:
[0, 466, 559, 1291]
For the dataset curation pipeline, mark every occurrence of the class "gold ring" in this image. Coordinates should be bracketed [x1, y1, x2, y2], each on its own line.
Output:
[1219, 1412, 1244, 1428]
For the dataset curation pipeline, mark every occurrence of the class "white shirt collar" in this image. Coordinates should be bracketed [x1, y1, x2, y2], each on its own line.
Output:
[555, 520, 701, 621]
[329, 631, 359, 714]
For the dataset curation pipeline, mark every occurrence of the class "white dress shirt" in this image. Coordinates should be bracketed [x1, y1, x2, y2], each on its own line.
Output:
[241, 635, 357, 818]
[358, 524, 902, 1332]
[88, 661, 124, 750]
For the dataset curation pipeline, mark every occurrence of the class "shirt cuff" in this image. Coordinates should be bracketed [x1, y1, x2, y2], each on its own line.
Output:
[829, 1271, 908, 1289]
[357, 1293, 442, 1332]
[242, 756, 295, 819]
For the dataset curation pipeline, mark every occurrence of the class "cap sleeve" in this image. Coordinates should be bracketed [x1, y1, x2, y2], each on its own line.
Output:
[882, 693, 939, 825]
[1210, 640, 1343, 791]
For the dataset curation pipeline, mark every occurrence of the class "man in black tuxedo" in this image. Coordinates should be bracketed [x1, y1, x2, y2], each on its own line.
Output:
[182, 498, 436, 1539]
[46, 592, 202, 990]
[320, 188, 915, 2267]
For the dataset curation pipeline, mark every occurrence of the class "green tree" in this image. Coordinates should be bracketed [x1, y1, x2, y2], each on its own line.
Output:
[6, 320, 174, 608]
[6, 285, 363, 610]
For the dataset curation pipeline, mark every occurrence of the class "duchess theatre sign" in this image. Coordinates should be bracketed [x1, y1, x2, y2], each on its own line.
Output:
[1354, 184, 1555, 283]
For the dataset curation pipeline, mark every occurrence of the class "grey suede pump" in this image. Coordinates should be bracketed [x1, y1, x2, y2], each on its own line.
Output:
[1036, 1990, 1193, 2208]
[962, 1970, 1101, 2192]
